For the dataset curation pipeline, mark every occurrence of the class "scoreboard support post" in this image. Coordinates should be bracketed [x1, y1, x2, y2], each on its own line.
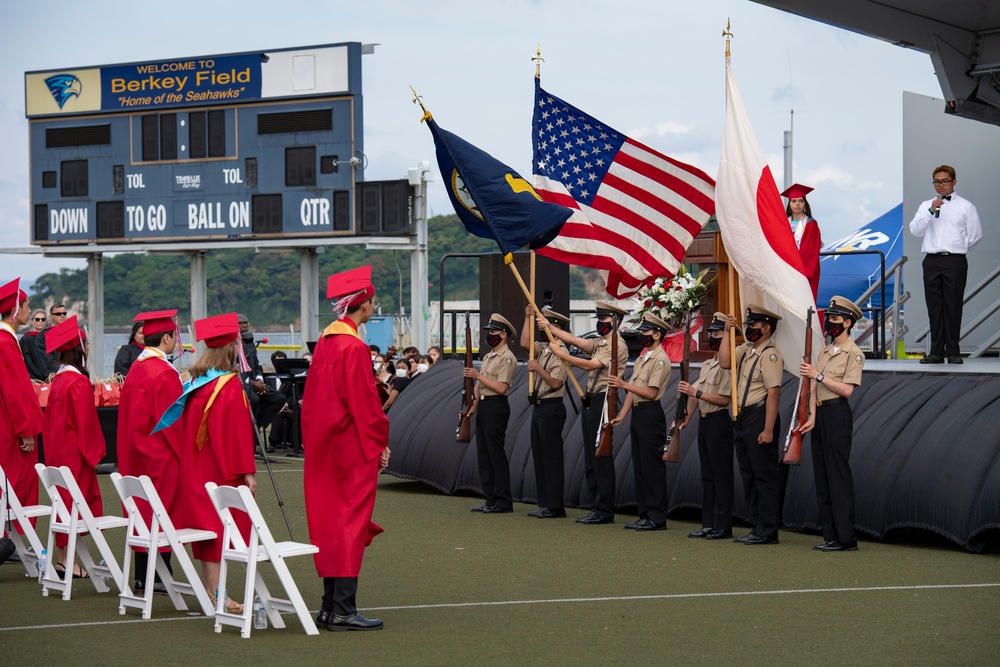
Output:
[87, 254, 105, 378]
[300, 248, 320, 349]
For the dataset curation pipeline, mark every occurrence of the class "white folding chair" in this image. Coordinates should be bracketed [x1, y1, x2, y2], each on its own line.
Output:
[110, 473, 217, 618]
[1, 463, 49, 578]
[205, 482, 319, 638]
[34, 463, 127, 600]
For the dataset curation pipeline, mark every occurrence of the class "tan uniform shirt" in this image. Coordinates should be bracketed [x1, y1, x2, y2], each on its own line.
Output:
[692, 356, 732, 415]
[479, 345, 518, 397]
[734, 339, 784, 407]
[630, 345, 671, 404]
[583, 334, 629, 396]
[816, 337, 865, 402]
[532, 343, 568, 399]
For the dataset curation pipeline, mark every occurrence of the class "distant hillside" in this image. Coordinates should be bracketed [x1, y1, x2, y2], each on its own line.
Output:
[28, 214, 598, 328]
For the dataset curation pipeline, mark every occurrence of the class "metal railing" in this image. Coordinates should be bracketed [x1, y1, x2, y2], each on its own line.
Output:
[912, 263, 1000, 358]
[820, 249, 888, 358]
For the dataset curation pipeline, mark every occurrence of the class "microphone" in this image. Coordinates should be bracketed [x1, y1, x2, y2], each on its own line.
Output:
[254, 337, 268, 348]
[934, 194, 950, 218]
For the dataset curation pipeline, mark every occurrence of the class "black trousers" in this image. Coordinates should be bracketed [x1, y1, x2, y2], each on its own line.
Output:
[923, 253, 968, 357]
[580, 391, 616, 518]
[134, 551, 172, 587]
[697, 411, 735, 530]
[812, 402, 857, 544]
[248, 388, 287, 433]
[475, 396, 512, 509]
[735, 403, 781, 539]
[531, 398, 567, 510]
[322, 576, 359, 615]
[629, 401, 668, 525]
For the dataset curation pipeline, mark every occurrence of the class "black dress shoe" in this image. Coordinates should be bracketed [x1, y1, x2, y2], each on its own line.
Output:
[948, 356, 963, 364]
[688, 527, 713, 538]
[527, 508, 547, 518]
[812, 540, 837, 551]
[470, 504, 488, 512]
[624, 518, 650, 530]
[732, 533, 755, 544]
[482, 504, 513, 514]
[575, 512, 597, 524]
[704, 529, 733, 540]
[817, 540, 858, 552]
[744, 534, 779, 545]
[316, 610, 332, 627]
[536, 508, 566, 519]
[328, 612, 383, 631]
[634, 521, 666, 532]
[919, 355, 944, 364]
[577, 513, 613, 525]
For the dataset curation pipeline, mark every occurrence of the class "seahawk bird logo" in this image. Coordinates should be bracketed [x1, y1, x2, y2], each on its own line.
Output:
[44, 74, 83, 109]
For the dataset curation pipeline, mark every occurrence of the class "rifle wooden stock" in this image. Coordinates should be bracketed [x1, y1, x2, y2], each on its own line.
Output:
[595, 321, 618, 458]
[783, 307, 815, 465]
[456, 313, 474, 443]
[663, 310, 693, 462]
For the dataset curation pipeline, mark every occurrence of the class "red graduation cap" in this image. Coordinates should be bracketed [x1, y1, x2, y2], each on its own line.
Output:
[0, 278, 27, 315]
[135, 309, 178, 337]
[195, 313, 239, 348]
[46, 315, 87, 353]
[780, 183, 814, 200]
[326, 265, 375, 302]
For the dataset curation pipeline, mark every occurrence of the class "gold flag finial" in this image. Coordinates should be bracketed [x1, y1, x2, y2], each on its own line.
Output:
[723, 18, 733, 58]
[410, 85, 433, 123]
[532, 44, 544, 78]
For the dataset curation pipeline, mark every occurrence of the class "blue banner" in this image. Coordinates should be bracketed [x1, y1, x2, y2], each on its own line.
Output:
[818, 204, 903, 309]
[100, 53, 262, 111]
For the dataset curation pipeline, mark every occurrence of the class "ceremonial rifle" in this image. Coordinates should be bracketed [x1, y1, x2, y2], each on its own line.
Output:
[456, 313, 474, 443]
[595, 317, 618, 458]
[783, 306, 815, 465]
[663, 309, 693, 462]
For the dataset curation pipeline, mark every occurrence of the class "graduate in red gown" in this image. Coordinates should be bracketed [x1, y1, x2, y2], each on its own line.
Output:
[782, 183, 823, 302]
[302, 265, 391, 632]
[0, 279, 43, 533]
[42, 316, 106, 578]
[154, 312, 256, 611]
[117, 309, 184, 590]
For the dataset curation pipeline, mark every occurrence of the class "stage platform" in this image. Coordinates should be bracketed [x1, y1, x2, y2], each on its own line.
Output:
[385, 359, 1000, 553]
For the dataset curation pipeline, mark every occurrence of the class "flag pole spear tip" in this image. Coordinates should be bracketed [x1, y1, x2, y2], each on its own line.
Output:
[532, 44, 544, 78]
[723, 18, 733, 58]
[409, 85, 433, 123]
[503, 252, 514, 265]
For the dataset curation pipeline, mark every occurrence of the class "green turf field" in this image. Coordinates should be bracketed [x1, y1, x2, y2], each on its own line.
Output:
[3, 460, 998, 665]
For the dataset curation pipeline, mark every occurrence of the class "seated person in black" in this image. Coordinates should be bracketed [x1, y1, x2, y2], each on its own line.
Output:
[382, 359, 412, 413]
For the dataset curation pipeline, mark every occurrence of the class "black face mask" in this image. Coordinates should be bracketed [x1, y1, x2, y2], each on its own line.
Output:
[825, 320, 846, 339]
[745, 326, 764, 343]
[708, 336, 722, 351]
[486, 333, 503, 347]
[596, 321, 613, 336]
[638, 333, 656, 348]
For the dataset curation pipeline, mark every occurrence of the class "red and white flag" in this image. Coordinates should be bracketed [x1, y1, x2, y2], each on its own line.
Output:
[716, 59, 822, 375]
[531, 79, 715, 298]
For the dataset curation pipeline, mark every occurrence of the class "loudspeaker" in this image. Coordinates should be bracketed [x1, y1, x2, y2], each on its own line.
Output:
[478, 254, 570, 361]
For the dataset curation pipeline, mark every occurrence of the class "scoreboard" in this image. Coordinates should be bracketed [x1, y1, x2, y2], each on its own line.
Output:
[25, 43, 412, 246]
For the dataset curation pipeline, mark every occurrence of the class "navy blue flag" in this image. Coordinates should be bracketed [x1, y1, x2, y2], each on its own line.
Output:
[426, 117, 571, 257]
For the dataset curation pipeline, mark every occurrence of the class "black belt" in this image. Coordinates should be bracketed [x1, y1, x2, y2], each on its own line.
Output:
[700, 410, 729, 419]
[534, 397, 563, 405]
[816, 397, 847, 407]
[927, 252, 963, 256]
[740, 399, 766, 412]
[633, 400, 660, 410]
[480, 395, 508, 402]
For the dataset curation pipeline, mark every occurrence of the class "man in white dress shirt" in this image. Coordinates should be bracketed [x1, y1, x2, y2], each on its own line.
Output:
[908, 165, 983, 364]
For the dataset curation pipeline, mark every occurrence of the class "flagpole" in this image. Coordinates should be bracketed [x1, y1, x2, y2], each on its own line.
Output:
[724, 18, 739, 421]
[528, 252, 536, 396]
[505, 255, 586, 399]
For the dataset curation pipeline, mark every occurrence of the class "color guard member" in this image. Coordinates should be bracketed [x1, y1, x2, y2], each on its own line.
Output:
[797, 296, 865, 552]
[720, 305, 784, 545]
[678, 313, 735, 540]
[610, 312, 672, 531]
[466, 314, 518, 514]
[541, 302, 630, 525]
[521, 306, 570, 519]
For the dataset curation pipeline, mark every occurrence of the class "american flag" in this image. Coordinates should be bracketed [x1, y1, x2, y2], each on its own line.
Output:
[531, 79, 716, 298]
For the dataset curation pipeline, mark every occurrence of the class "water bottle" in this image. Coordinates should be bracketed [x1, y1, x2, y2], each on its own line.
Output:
[98, 559, 110, 588]
[253, 594, 268, 630]
[38, 549, 47, 584]
[215, 586, 228, 611]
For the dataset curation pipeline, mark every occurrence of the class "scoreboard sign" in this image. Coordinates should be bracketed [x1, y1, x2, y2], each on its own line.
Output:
[26, 43, 412, 245]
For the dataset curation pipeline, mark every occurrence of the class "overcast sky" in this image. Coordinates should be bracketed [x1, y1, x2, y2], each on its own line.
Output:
[0, 0, 941, 288]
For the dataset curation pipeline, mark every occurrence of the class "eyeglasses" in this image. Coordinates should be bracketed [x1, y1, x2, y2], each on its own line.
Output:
[33, 317, 46, 322]
[932, 179, 953, 186]
[51, 312, 67, 317]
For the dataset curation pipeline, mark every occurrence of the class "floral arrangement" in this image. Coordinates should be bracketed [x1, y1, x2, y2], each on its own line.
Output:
[634, 264, 711, 330]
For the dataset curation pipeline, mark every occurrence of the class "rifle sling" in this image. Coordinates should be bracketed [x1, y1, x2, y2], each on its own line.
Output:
[737, 348, 764, 414]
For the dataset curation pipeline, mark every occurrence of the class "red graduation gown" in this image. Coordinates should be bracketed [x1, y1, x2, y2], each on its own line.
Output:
[175, 374, 256, 561]
[43, 369, 106, 547]
[302, 318, 389, 578]
[0, 326, 43, 529]
[117, 353, 184, 544]
[799, 219, 822, 302]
